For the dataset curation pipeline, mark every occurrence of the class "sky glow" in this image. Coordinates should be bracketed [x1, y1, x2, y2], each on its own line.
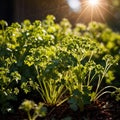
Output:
[66, 0, 81, 12]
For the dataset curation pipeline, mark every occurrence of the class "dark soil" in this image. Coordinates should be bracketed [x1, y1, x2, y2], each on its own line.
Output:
[0, 95, 120, 120]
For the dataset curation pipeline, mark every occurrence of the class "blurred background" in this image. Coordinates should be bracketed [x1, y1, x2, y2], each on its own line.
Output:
[0, 0, 120, 30]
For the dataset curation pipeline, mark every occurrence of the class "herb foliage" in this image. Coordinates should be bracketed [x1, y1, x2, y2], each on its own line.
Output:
[0, 15, 120, 119]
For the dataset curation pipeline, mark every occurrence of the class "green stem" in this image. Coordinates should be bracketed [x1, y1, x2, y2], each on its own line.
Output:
[87, 70, 91, 86]
[32, 113, 38, 120]
[95, 75, 101, 94]
[27, 111, 32, 120]
[89, 73, 97, 85]
[89, 51, 94, 62]
[94, 86, 117, 101]
[94, 91, 112, 102]
[95, 62, 112, 95]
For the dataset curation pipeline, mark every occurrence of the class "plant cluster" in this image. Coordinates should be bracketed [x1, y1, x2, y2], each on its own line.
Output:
[0, 15, 120, 119]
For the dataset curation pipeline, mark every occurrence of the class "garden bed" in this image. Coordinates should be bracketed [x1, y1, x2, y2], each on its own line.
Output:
[0, 95, 120, 120]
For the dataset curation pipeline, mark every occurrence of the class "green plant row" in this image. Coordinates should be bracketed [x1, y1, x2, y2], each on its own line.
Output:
[0, 15, 120, 119]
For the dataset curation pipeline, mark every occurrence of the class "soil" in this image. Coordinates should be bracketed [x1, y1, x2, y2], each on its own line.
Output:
[0, 95, 120, 120]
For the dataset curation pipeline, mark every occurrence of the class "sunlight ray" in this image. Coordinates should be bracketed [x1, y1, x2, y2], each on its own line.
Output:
[90, 7, 94, 22]
[99, 4, 117, 19]
[75, 5, 90, 23]
[96, 6, 106, 22]
[75, 0, 102, 23]
[100, 2, 115, 10]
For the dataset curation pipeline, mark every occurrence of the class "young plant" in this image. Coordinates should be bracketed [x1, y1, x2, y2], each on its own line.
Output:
[19, 99, 47, 120]
[24, 45, 69, 106]
[61, 35, 118, 110]
[0, 55, 21, 113]
[59, 36, 98, 111]
[35, 65, 68, 107]
[90, 55, 118, 101]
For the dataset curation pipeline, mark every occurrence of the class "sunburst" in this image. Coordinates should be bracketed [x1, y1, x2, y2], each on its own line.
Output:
[75, 0, 108, 23]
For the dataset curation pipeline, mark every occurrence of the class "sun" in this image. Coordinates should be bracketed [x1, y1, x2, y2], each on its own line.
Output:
[88, 0, 99, 6]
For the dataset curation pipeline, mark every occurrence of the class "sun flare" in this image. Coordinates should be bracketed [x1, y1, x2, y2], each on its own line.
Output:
[66, 0, 110, 23]
[74, 0, 108, 23]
